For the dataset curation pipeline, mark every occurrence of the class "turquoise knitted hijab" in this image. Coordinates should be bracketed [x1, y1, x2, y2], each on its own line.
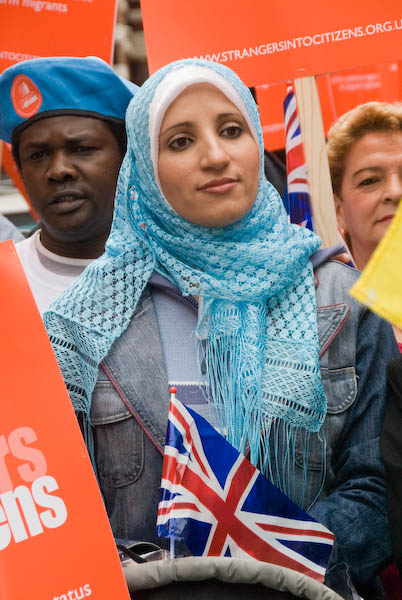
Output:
[45, 59, 326, 506]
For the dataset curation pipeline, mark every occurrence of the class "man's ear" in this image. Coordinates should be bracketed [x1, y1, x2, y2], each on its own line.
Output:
[334, 194, 345, 234]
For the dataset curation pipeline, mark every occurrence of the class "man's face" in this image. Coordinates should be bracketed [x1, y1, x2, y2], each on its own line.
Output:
[18, 115, 123, 257]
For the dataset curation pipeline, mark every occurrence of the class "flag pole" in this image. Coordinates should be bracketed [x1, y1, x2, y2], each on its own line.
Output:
[169, 386, 177, 560]
[293, 76, 340, 249]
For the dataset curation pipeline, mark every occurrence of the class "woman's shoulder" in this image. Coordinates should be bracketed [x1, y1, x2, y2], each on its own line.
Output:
[315, 258, 360, 281]
[315, 260, 398, 359]
[314, 259, 361, 308]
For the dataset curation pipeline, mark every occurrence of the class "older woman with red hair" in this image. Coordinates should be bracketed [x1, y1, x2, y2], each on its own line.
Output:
[328, 102, 402, 597]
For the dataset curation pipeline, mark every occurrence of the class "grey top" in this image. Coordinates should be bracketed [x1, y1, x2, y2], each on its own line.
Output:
[0, 214, 23, 243]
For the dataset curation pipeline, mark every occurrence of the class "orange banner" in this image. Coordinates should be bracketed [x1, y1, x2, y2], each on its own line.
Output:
[258, 62, 401, 151]
[0, 241, 129, 599]
[0, 0, 118, 73]
[140, 0, 402, 87]
[1, 0, 118, 218]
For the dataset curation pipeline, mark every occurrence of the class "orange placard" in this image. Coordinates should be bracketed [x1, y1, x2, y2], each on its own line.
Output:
[0, 241, 130, 599]
[258, 62, 401, 151]
[0, 0, 118, 72]
[140, 0, 402, 87]
[1, 0, 118, 218]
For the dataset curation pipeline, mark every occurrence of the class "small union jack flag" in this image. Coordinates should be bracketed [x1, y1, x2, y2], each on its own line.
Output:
[157, 392, 335, 583]
[284, 83, 314, 231]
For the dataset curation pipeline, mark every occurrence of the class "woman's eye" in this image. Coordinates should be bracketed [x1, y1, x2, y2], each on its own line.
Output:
[221, 125, 243, 138]
[169, 136, 192, 151]
[359, 177, 379, 187]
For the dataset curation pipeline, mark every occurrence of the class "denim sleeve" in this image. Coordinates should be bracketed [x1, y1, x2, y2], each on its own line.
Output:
[309, 308, 398, 585]
[381, 355, 402, 577]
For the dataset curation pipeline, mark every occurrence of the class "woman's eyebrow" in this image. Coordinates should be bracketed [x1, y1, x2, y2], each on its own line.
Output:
[160, 112, 243, 137]
[352, 166, 382, 178]
[160, 121, 192, 136]
[216, 112, 242, 119]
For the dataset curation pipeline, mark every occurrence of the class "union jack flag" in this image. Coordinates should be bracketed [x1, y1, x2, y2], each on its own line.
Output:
[284, 83, 314, 231]
[157, 393, 335, 583]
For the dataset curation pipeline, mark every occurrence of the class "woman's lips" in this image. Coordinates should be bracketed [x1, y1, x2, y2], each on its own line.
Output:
[377, 215, 395, 224]
[198, 178, 237, 193]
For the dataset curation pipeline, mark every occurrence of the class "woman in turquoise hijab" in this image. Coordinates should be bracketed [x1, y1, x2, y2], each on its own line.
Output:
[45, 59, 396, 598]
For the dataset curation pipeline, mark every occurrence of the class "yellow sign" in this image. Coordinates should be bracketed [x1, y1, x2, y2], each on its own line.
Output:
[350, 200, 402, 327]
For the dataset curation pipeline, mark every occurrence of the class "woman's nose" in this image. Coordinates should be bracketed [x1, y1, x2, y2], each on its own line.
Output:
[200, 136, 230, 170]
[383, 174, 402, 204]
[47, 152, 77, 182]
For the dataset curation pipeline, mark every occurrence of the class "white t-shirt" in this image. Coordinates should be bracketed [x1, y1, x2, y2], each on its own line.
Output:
[16, 230, 93, 316]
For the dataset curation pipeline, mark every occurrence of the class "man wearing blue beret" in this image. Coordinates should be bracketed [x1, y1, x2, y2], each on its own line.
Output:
[0, 56, 138, 315]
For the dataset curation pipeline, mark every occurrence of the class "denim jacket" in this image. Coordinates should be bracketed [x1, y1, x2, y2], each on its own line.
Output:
[90, 260, 397, 592]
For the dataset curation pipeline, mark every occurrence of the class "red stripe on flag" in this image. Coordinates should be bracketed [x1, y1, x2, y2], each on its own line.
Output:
[170, 401, 209, 478]
[285, 110, 297, 136]
[162, 454, 324, 581]
[257, 523, 334, 541]
[158, 502, 200, 516]
[287, 145, 305, 171]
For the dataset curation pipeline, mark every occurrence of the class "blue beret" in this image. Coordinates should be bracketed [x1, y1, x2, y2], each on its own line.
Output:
[0, 56, 139, 143]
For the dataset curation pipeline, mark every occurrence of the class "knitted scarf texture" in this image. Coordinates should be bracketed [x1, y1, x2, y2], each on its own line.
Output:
[44, 59, 327, 507]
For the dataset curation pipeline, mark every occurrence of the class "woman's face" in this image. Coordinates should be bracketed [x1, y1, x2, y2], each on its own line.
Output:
[335, 131, 402, 269]
[158, 83, 260, 227]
